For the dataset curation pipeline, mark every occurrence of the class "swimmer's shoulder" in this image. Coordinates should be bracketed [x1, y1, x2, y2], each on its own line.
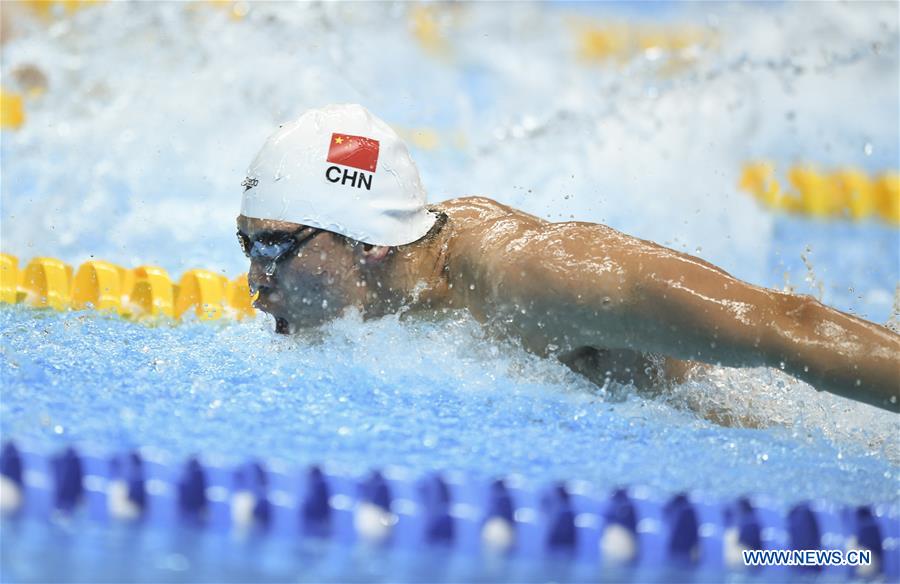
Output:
[429, 196, 548, 227]
[431, 196, 649, 249]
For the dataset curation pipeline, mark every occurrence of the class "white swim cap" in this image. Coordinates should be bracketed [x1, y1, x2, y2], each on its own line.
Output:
[241, 104, 438, 246]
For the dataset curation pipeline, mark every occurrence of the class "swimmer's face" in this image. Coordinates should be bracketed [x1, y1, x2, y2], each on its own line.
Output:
[236, 215, 366, 332]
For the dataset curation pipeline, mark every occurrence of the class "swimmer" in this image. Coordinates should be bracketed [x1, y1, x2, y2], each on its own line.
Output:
[237, 105, 900, 414]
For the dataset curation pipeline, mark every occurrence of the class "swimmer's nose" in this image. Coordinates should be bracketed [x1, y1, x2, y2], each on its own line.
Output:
[247, 262, 275, 294]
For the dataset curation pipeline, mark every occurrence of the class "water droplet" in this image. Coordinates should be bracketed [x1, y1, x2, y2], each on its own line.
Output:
[469, 284, 475, 291]
[863, 142, 873, 156]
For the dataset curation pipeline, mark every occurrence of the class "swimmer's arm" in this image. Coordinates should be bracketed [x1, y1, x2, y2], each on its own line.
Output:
[619, 245, 900, 412]
[470, 216, 898, 411]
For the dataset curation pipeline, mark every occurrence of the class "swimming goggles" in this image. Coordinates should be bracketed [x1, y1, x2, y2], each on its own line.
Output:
[237, 226, 321, 276]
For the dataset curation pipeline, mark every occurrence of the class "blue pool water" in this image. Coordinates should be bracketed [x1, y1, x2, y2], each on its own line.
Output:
[0, 518, 737, 583]
[1, 1, 898, 581]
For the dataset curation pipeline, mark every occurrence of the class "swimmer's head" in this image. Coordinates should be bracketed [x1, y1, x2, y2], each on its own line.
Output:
[238, 104, 442, 332]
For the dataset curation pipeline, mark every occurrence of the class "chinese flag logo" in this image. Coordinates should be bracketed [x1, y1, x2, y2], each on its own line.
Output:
[327, 133, 380, 173]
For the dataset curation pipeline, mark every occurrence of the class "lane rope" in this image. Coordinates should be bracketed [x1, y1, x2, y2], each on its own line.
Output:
[739, 163, 900, 225]
[0, 253, 255, 323]
[0, 441, 895, 578]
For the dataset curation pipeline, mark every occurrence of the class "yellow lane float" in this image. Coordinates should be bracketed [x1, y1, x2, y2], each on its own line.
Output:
[21, 257, 72, 310]
[174, 269, 228, 321]
[21, 0, 104, 18]
[128, 266, 175, 319]
[1, 254, 19, 304]
[876, 173, 900, 224]
[0, 89, 26, 131]
[0, 255, 256, 325]
[739, 162, 899, 225]
[72, 260, 125, 313]
[571, 20, 715, 74]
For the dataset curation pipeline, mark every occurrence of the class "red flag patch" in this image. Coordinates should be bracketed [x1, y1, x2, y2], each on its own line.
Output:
[327, 133, 380, 173]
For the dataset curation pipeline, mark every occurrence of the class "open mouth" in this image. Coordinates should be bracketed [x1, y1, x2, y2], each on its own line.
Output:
[249, 290, 290, 334]
[252, 288, 283, 310]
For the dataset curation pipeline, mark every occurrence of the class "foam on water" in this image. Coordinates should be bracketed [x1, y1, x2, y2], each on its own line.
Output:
[1, 304, 897, 506]
[1, 2, 898, 508]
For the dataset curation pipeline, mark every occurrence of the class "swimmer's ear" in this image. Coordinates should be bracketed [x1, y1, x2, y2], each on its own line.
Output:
[361, 244, 391, 264]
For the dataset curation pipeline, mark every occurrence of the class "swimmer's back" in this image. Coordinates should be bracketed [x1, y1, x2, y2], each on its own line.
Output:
[435, 195, 730, 284]
[434, 196, 735, 352]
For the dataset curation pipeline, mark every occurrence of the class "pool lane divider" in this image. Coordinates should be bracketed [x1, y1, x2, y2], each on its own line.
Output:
[739, 163, 900, 225]
[0, 253, 255, 323]
[0, 442, 896, 578]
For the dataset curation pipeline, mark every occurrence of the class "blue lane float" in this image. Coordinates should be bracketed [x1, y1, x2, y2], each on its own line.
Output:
[0, 441, 896, 580]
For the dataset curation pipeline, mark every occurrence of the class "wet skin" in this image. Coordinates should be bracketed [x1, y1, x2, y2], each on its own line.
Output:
[237, 196, 900, 413]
